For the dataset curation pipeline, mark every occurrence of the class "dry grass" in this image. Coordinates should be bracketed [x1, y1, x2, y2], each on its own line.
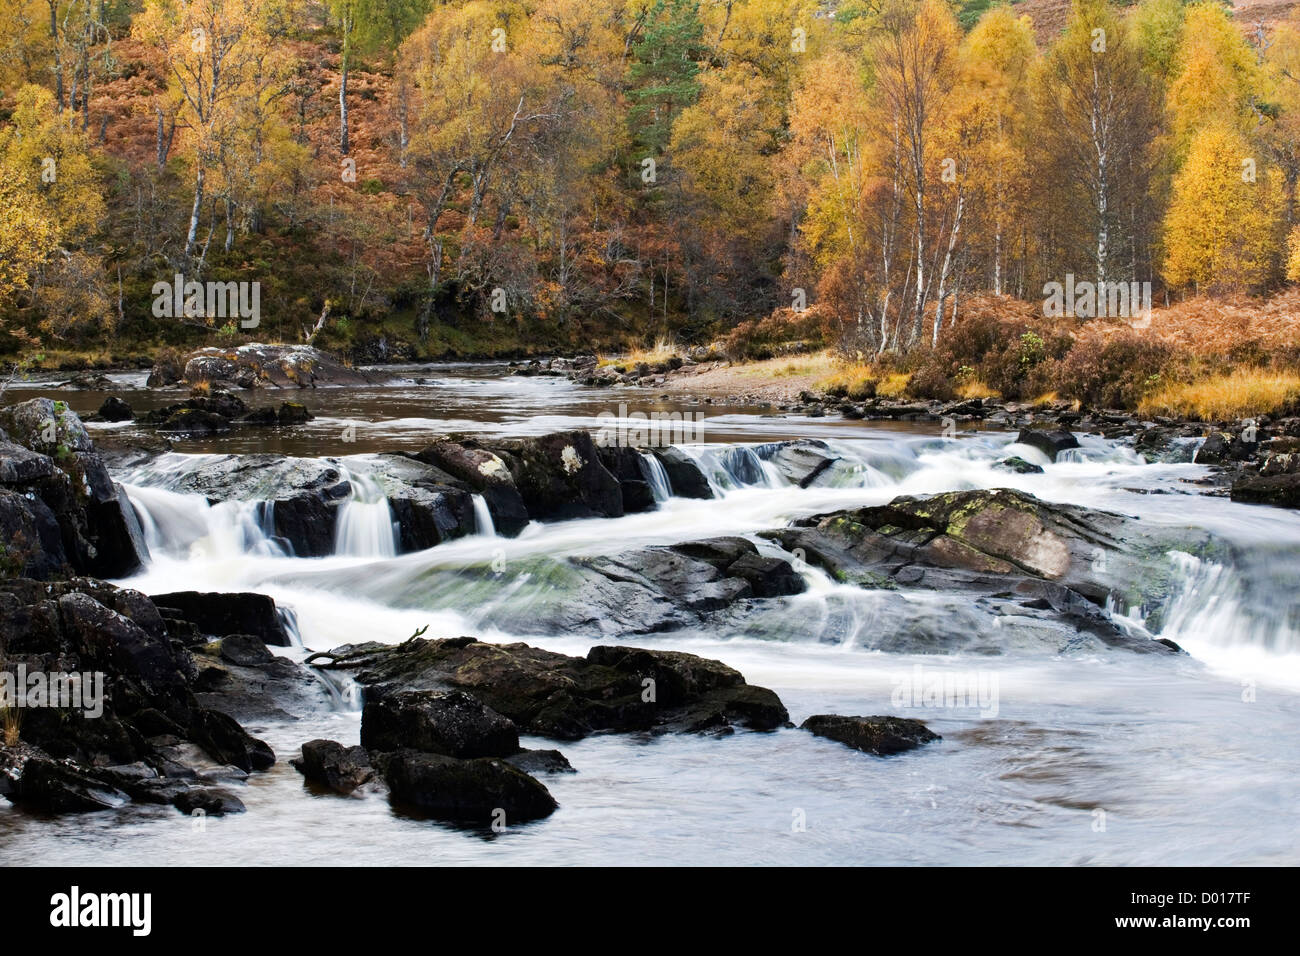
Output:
[957, 379, 999, 400]
[1137, 369, 1300, 420]
[876, 372, 911, 398]
[1, 705, 20, 747]
[598, 336, 682, 368]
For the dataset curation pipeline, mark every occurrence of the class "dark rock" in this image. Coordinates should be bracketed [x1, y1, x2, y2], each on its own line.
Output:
[598, 445, 659, 513]
[757, 439, 839, 487]
[97, 396, 134, 422]
[319, 637, 789, 741]
[291, 739, 375, 794]
[801, 714, 940, 756]
[413, 441, 530, 536]
[1230, 473, 1300, 508]
[178, 344, 381, 389]
[172, 786, 245, 815]
[149, 590, 292, 646]
[219, 633, 274, 667]
[503, 748, 575, 775]
[188, 708, 276, 771]
[361, 689, 520, 758]
[994, 456, 1045, 474]
[6, 755, 129, 812]
[492, 430, 623, 521]
[376, 749, 558, 823]
[650, 447, 713, 499]
[1015, 428, 1080, 462]
[1194, 432, 1233, 465]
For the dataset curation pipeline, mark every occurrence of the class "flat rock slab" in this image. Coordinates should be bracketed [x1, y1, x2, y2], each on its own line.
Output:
[802, 715, 940, 756]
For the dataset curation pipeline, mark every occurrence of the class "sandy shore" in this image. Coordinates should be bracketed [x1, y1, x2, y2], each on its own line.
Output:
[642, 354, 834, 406]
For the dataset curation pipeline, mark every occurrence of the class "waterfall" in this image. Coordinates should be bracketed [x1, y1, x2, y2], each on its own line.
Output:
[334, 469, 398, 558]
[639, 452, 674, 503]
[125, 484, 284, 559]
[472, 494, 496, 536]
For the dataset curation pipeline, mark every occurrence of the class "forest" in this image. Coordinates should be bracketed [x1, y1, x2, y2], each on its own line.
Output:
[1, 0, 1299, 381]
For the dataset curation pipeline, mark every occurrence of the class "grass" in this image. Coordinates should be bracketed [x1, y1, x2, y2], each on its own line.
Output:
[1, 706, 18, 747]
[957, 379, 999, 400]
[599, 336, 682, 368]
[1137, 368, 1300, 420]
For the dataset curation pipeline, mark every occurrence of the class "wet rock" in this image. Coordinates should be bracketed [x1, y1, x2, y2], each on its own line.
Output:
[757, 439, 840, 487]
[150, 590, 292, 646]
[318, 637, 789, 741]
[504, 748, 575, 775]
[1194, 432, 1234, 465]
[5, 754, 129, 812]
[801, 714, 940, 756]
[1230, 473, 1300, 508]
[292, 739, 376, 794]
[97, 396, 134, 422]
[361, 689, 520, 758]
[375, 749, 558, 823]
[649, 447, 713, 499]
[188, 708, 275, 772]
[765, 488, 1190, 654]
[666, 537, 805, 597]
[1015, 428, 1080, 462]
[218, 633, 274, 667]
[413, 441, 530, 536]
[172, 786, 246, 815]
[598, 445, 658, 514]
[994, 456, 1044, 474]
[492, 430, 623, 521]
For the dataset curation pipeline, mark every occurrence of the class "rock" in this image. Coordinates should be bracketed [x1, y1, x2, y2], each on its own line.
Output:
[1194, 432, 1234, 465]
[319, 637, 789, 741]
[801, 714, 940, 756]
[172, 786, 246, 815]
[649, 447, 713, 499]
[6, 754, 129, 812]
[994, 456, 1044, 474]
[97, 397, 134, 422]
[0, 486, 68, 577]
[188, 708, 276, 772]
[146, 351, 185, 387]
[375, 750, 558, 823]
[361, 690, 520, 758]
[765, 488, 1191, 654]
[177, 344, 381, 389]
[598, 445, 658, 514]
[218, 633, 274, 667]
[276, 401, 312, 425]
[667, 537, 805, 597]
[1015, 428, 1080, 462]
[150, 590, 293, 646]
[491, 430, 623, 521]
[503, 748, 574, 775]
[757, 439, 840, 487]
[0, 399, 146, 576]
[292, 739, 376, 794]
[413, 441, 530, 536]
[1230, 473, 1300, 508]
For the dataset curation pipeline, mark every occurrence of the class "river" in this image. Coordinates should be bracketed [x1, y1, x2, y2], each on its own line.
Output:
[1, 363, 1297, 865]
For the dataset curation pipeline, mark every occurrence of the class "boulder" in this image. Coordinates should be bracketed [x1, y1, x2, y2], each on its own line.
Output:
[361, 689, 520, 758]
[649, 447, 713, 499]
[1015, 428, 1080, 462]
[375, 749, 557, 823]
[597, 445, 658, 514]
[757, 439, 840, 487]
[1230, 473, 1300, 508]
[150, 590, 293, 646]
[291, 739, 376, 794]
[97, 396, 134, 422]
[175, 344, 380, 389]
[491, 430, 624, 521]
[6, 754, 129, 813]
[802, 714, 940, 756]
[412, 441, 530, 536]
[994, 456, 1044, 474]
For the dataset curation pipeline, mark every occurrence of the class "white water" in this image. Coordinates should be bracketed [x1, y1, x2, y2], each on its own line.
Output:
[334, 468, 398, 558]
[6, 379, 1299, 865]
[471, 494, 496, 537]
[639, 452, 674, 503]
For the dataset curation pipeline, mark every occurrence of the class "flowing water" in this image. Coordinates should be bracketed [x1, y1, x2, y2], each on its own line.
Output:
[2, 364, 1298, 865]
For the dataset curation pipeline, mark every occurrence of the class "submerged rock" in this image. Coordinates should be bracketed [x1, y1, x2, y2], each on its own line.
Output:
[802, 715, 940, 756]
[758, 439, 840, 487]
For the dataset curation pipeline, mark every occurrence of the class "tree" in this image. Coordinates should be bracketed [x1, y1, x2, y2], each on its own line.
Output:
[1167, 1, 1259, 150]
[1163, 124, 1278, 292]
[627, 0, 705, 155]
[1034, 0, 1159, 290]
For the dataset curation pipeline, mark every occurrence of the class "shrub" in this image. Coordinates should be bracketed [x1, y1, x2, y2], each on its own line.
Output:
[1053, 331, 1186, 410]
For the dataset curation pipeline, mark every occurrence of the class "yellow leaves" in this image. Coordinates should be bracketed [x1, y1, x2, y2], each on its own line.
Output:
[0, 176, 58, 303]
[1287, 225, 1300, 284]
[1166, 1, 1259, 148]
[1162, 125, 1279, 293]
